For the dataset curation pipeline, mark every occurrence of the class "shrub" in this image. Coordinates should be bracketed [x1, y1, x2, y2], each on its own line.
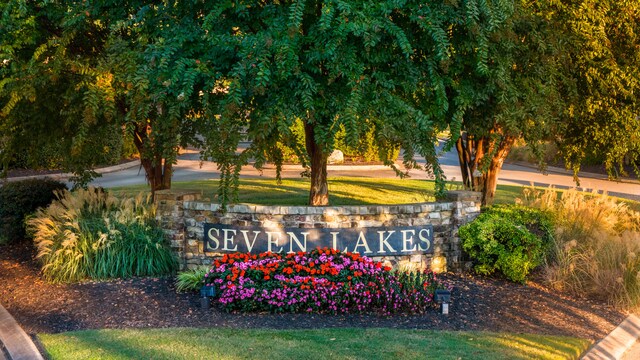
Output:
[27, 188, 177, 283]
[459, 205, 555, 283]
[273, 119, 400, 164]
[203, 249, 448, 315]
[520, 187, 640, 308]
[0, 178, 67, 244]
[176, 267, 209, 292]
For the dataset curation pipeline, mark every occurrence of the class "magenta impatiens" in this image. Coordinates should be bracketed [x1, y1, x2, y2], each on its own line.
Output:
[203, 248, 449, 314]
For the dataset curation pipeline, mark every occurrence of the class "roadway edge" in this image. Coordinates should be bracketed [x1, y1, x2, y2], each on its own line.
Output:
[0, 304, 44, 360]
[582, 314, 640, 360]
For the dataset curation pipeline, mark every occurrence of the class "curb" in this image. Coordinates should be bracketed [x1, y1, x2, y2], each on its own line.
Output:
[508, 161, 638, 185]
[0, 304, 44, 360]
[262, 162, 400, 171]
[582, 314, 640, 360]
[4, 159, 141, 183]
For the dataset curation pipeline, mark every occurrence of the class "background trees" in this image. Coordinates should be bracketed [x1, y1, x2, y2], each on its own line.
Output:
[554, 0, 640, 181]
[444, 0, 640, 205]
[0, 1, 123, 184]
[1, 1, 210, 192]
[2, 0, 638, 206]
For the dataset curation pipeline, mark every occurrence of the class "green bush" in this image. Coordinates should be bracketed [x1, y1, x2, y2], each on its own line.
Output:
[459, 205, 554, 283]
[274, 119, 400, 164]
[27, 188, 177, 283]
[175, 267, 209, 292]
[0, 178, 67, 244]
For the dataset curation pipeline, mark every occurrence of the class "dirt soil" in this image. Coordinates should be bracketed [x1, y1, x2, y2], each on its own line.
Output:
[0, 242, 626, 340]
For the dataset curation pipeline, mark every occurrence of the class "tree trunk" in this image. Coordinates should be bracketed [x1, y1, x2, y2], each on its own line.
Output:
[134, 126, 172, 198]
[454, 131, 514, 206]
[481, 137, 514, 206]
[304, 122, 329, 206]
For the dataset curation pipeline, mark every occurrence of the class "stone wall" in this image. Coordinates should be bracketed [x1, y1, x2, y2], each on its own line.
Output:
[155, 190, 482, 272]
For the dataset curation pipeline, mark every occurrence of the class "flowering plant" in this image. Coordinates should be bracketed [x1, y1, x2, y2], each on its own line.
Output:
[203, 248, 449, 314]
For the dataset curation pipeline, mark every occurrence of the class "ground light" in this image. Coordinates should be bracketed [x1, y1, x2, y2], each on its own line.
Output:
[435, 289, 451, 315]
[200, 285, 216, 309]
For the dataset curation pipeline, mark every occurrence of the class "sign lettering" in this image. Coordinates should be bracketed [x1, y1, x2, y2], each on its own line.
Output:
[203, 223, 434, 255]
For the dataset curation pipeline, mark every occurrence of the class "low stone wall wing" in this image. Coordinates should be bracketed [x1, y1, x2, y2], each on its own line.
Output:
[155, 190, 481, 272]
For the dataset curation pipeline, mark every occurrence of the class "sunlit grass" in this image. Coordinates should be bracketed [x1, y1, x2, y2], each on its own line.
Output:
[39, 328, 590, 360]
[110, 177, 528, 206]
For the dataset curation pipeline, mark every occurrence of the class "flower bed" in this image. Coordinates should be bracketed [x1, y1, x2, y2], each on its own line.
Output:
[203, 249, 449, 315]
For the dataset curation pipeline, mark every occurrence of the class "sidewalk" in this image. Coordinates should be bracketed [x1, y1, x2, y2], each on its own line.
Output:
[0, 304, 43, 360]
[582, 314, 640, 360]
[507, 160, 639, 185]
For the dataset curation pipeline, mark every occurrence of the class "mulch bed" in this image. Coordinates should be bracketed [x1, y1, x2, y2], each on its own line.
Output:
[0, 242, 626, 341]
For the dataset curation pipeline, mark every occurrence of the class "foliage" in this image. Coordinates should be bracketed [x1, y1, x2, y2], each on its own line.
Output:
[39, 328, 591, 360]
[520, 187, 640, 308]
[0, 1, 207, 190]
[27, 188, 177, 283]
[275, 119, 399, 164]
[204, 249, 448, 315]
[507, 140, 560, 168]
[175, 267, 209, 293]
[445, 1, 567, 205]
[553, 0, 640, 180]
[445, 0, 640, 205]
[0, 1, 128, 185]
[460, 205, 555, 283]
[0, 178, 67, 244]
[200, 0, 513, 205]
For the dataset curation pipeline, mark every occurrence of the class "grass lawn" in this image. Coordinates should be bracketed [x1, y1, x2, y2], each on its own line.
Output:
[39, 328, 591, 360]
[111, 177, 639, 210]
[110, 177, 524, 205]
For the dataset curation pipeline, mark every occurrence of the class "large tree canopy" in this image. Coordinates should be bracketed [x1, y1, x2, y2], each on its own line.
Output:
[2, 0, 637, 206]
[201, 0, 512, 205]
[0, 1, 123, 183]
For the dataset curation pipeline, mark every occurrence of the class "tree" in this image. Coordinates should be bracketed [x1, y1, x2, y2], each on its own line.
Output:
[554, 0, 640, 180]
[1, 1, 211, 193]
[201, 0, 512, 206]
[443, 1, 567, 205]
[0, 1, 123, 184]
[445, 0, 640, 206]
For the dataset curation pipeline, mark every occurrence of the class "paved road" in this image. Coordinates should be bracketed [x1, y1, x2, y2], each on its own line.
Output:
[89, 144, 640, 201]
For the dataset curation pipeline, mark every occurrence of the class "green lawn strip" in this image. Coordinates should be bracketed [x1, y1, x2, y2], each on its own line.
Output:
[39, 328, 590, 360]
[111, 177, 639, 209]
[110, 177, 527, 205]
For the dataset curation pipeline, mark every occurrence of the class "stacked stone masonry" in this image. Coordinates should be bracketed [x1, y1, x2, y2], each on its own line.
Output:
[155, 190, 482, 272]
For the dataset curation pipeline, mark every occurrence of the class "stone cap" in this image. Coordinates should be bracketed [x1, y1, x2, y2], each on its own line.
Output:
[442, 190, 482, 202]
[183, 202, 455, 215]
[155, 189, 203, 201]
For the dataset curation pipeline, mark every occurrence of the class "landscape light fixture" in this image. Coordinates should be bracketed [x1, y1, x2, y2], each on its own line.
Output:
[200, 285, 216, 310]
[435, 289, 451, 315]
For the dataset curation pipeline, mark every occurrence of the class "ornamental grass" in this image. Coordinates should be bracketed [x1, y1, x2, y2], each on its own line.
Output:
[27, 188, 177, 283]
[519, 187, 640, 309]
[203, 249, 448, 315]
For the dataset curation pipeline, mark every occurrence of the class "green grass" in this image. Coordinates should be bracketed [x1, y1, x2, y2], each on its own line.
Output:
[39, 328, 591, 360]
[111, 177, 525, 206]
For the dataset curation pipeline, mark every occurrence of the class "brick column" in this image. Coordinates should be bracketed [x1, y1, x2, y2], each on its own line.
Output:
[155, 190, 203, 270]
[444, 190, 482, 270]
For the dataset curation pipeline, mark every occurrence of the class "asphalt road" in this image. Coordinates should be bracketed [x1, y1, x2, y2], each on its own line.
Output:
[89, 144, 640, 201]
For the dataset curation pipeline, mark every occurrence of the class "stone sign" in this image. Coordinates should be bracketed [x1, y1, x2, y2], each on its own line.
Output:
[203, 223, 434, 256]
